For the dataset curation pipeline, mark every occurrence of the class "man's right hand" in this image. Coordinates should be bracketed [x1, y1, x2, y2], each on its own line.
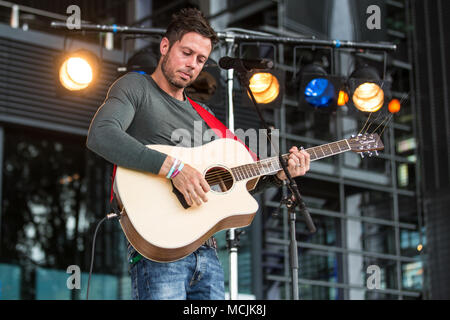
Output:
[159, 156, 210, 206]
[171, 163, 210, 206]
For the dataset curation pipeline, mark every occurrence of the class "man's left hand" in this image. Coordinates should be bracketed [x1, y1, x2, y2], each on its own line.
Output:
[276, 146, 310, 181]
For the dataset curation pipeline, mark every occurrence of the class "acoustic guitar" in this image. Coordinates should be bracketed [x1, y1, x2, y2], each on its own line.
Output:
[114, 133, 383, 262]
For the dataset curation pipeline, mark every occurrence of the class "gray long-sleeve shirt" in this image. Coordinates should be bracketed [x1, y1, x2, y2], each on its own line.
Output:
[86, 72, 281, 195]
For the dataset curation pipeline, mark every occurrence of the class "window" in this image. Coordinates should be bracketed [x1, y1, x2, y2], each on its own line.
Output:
[0, 126, 127, 299]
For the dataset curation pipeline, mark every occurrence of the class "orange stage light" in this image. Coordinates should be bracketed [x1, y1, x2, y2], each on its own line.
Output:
[388, 98, 401, 113]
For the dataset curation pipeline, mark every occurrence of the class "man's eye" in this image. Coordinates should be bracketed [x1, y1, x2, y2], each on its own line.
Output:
[183, 52, 190, 55]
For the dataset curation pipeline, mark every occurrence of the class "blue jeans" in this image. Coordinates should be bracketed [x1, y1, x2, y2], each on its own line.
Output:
[127, 243, 225, 300]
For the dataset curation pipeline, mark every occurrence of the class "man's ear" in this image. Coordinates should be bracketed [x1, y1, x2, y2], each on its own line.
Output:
[160, 37, 170, 56]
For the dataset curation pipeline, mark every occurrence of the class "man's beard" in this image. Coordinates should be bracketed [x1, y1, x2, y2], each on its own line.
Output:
[161, 54, 195, 89]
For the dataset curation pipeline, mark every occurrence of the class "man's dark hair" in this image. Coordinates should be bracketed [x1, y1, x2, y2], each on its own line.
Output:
[164, 8, 219, 48]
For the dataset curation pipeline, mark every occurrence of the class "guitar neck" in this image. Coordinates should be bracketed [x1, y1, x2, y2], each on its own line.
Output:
[231, 139, 351, 181]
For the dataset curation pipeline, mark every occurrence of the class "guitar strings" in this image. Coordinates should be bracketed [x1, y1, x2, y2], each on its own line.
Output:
[359, 80, 393, 136]
[358, 112, 373, 136]
[204, 145, 345, 184]
[188, 156, 307, 186]
[203, 156, 290, 180]
[359, 79, 388, 135]
[205, 174, 235, 184]
[371, 114, 391, 134]
[205, 155, 292, 180]
[197, 92, 412, 185]
[205, 162, 281, 184]
[203, 162, 278, 179]
[184, 101, 416, 187]
[371, 92, 409, 136]
[378, 114, 393, 137]
[205, 167, 271, 183]
[205, 100, 412, 186]
[206, 173, 269, 185]
[203, 140, 352, 184]
[361, 105, 387, 136]
[364, 110, 385, 135]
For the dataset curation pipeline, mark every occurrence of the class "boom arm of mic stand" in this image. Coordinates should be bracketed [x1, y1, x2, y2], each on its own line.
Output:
[233, 64, 316, 234]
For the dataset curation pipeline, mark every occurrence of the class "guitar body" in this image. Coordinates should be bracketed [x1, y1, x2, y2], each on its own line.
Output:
[114, 138, 259, 262]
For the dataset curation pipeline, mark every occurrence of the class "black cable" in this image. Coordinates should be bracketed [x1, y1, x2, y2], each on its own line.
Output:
[86, 213, 118, 300]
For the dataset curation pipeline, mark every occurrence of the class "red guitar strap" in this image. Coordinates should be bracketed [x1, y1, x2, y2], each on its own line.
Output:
[110, 164, 117, 203]
[109, 97, 259, 203]
[187, 97, 259, 162]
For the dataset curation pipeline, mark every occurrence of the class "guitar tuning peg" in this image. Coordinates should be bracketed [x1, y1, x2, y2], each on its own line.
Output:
[374, 150, 379, 156]
[351, 134, 356, 138]
[368, 151, 373, 157]
[360, 152, 365, 158]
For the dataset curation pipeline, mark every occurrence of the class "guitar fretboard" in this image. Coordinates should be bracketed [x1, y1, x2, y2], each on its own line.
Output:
[230, 139, 351, 181]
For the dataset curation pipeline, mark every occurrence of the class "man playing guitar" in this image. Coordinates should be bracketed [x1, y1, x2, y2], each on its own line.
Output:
[86, 7, 310, 300]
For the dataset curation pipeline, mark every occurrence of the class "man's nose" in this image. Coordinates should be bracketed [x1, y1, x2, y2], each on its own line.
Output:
[186, 55, 198, 69]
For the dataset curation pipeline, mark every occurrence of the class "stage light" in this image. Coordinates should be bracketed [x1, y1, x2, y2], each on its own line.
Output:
[352, 83, 384, 112]
[300, 64, 335, 108]
[57, 50, 99, 92]
[248, 72, 280, 104]
[348, 65, 385, 112]
[297, 63, 345, 111]
[337, 90, 349, 106]
[59, 58, 92, 90]
[238, 65, 283, 109]
[304, 78, 335, 107]
[388, 98, 401, 113]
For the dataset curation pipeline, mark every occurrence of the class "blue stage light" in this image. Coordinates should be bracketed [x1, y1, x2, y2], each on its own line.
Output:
[304, 78, 336, 107]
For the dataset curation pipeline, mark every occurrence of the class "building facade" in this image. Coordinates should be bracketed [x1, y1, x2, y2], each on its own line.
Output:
[0, 0, 427, 300]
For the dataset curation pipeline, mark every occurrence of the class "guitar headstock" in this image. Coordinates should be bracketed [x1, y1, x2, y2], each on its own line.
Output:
[347, 133, 384, 158]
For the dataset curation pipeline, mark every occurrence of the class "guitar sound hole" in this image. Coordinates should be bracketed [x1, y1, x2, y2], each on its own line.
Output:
[205, 167, 234, 193]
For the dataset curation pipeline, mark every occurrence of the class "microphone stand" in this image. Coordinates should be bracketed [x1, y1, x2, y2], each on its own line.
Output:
[232, 61, 316, 300]
[224, 38, 240, 301]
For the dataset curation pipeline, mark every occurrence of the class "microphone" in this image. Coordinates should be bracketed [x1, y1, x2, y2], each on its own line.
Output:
[218, 56, 273, 71]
